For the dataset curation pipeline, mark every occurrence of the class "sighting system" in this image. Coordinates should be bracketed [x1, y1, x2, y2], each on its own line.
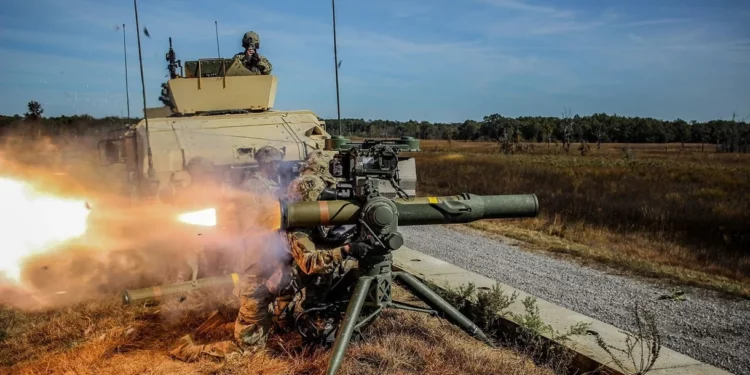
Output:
[323, 142, 410, 201]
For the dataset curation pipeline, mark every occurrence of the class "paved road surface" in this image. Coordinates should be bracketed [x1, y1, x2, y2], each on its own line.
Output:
[399, 225, 750, 375]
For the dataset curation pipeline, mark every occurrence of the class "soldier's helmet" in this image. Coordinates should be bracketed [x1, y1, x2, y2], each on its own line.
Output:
[287, 174, 327, 203]
[254, 145, 284, 165]
[242, 31, 260, 49]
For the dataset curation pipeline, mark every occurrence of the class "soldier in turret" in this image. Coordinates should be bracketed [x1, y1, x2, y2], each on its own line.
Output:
[234, 31, 272, 75]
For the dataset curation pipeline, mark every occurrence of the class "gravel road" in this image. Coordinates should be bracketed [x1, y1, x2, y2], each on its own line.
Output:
[399, 225, 750, 375]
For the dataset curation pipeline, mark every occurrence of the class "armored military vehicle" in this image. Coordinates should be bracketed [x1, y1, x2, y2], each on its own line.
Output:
[98, 38, 419, 203]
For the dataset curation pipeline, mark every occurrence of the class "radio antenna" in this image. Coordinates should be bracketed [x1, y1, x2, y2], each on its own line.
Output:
[331, 0, 342, 136]
[133, 0, 154, 178]
[215, 21, 221, 58]
[122, 23, 131, 124]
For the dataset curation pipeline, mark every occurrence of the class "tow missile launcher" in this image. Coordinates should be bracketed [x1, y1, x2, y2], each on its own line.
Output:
[123, 193, 538, 304]
[123, 141, 537, 375]
[123, 192, 538, 374]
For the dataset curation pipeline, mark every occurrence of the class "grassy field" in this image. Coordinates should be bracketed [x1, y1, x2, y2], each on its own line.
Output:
[0, 284, 552, 375]
[408, 140, 750, 297]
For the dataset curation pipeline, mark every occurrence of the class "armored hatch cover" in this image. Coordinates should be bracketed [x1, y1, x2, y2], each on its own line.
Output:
[163, 57, 278, 115]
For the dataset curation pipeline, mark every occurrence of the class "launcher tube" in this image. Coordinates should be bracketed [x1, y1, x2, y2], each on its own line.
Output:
[122, 273, 240, 304]
[394, 194, 538, 225]
[283, 199, 360, 228]
[281, 193, 538, 229]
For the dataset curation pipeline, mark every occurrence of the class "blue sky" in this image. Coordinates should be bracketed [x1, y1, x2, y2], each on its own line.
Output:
[1, 0, 749, 123]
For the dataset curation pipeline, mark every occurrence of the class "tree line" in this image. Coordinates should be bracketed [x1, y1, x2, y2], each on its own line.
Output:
[2, 101, 749, 152]
[324, 110, 750, 152]
[1, 101, 134, 140]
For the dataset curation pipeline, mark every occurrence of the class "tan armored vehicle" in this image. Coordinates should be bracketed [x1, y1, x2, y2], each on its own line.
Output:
[99, 40, 419, 202]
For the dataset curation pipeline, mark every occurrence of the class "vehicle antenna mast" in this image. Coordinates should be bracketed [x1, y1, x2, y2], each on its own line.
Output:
[133, 0, 154, 178]
[215, 21, 221, 58]
[122, 23, 131, 124]
[331, 0, 343, 136]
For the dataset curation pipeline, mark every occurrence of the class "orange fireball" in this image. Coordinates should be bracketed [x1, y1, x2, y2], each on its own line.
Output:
[0, 176, 90, 282]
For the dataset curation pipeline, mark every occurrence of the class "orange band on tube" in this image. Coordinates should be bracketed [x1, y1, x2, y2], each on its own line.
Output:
[319, 201, 330, 225]
[152, 286, 162, 299]
[271, 200, 282, 230]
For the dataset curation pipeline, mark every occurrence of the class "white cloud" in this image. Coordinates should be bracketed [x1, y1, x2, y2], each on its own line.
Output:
[481, 7, 618, 37]
[476, 0, 573, 18]
[619, 18, 691, 28]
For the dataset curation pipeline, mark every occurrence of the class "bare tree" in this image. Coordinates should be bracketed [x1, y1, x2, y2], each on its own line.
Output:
[594, 118, 604, 150]
[718, 111, 744, 153]
[561, 107, 574, 153]
[542, 120, 554, 148]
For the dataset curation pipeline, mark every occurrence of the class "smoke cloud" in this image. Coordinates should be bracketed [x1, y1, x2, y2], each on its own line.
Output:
[0, 120, 288, 311]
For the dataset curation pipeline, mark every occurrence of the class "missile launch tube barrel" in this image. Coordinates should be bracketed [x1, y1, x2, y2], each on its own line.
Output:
[122, 273, 239, 305]
[392, 194, 538, 225]
[281, 193, 538, 229]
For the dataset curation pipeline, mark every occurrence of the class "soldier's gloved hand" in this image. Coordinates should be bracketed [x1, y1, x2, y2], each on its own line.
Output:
[249, 51, 260, 64]
[345, 242, 372, 259]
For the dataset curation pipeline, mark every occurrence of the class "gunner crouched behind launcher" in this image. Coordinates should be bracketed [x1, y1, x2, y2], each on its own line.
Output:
[169, 147, 372, 361]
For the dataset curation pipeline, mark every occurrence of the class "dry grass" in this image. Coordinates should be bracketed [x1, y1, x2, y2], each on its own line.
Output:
[1, 285, 552, 375]
[408, 140, 750, 297]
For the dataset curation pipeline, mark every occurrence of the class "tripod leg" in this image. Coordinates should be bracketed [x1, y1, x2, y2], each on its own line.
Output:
[394, 272, 496, 348]
[326, 276, 374, 375]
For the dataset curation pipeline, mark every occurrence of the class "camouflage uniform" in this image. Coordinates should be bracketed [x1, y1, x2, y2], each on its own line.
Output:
[170, 146, 355, 361]
[284, 157, 344, 309]
[234, 52, 272, 75]
[230, 148, 350, 348]
[229, 146, 288, 349]
[234, 31, 272, 75]
[296, 150, 337, 188]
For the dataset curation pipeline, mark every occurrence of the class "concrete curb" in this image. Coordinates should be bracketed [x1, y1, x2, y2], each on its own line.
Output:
[392, 246, 734, 375]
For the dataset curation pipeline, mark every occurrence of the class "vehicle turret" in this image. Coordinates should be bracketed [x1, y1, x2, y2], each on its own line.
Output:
[99, 37, 418, 203]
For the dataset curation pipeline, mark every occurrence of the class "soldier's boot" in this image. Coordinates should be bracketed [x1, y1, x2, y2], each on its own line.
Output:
[168, 335, 242, 362]
[200, 340, 243, 359]
[169, 335, 201, 362]
[196, 310, 235, 340]
[272, 294, 294, 332]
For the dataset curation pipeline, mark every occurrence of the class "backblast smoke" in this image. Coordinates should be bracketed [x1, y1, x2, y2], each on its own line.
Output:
[0, 128, 287, 311]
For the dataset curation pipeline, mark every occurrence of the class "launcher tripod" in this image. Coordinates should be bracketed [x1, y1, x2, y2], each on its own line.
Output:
[306, 246, 496, 375]
[280, 171, 537, 374]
